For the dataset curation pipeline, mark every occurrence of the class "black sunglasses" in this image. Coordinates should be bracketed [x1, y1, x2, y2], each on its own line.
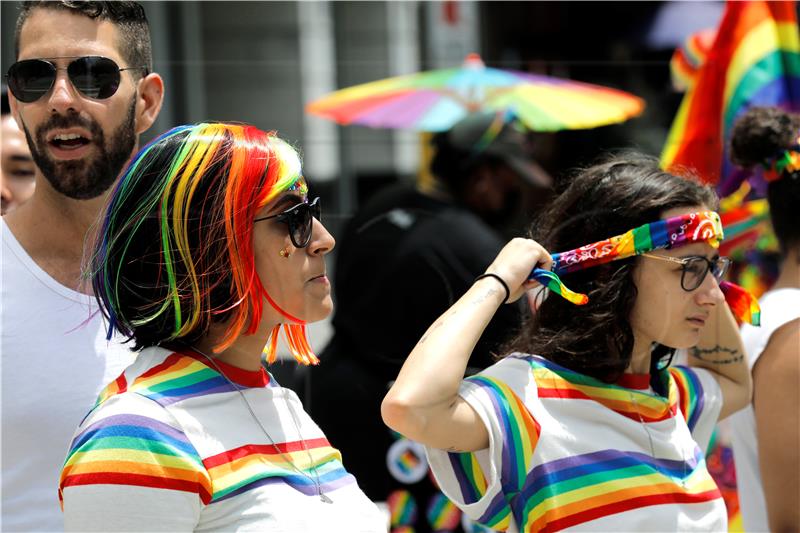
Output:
[641, 253, 732, 292]
[5, 56, 147, 103]
[255, 197, 321, 248]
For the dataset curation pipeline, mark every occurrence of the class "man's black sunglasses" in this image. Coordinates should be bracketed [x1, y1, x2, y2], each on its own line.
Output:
[5, 56, 147, 103]
[255, 197, 321, 249]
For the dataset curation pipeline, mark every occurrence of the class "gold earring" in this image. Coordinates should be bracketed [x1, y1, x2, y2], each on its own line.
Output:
[279, 248, 290, 258]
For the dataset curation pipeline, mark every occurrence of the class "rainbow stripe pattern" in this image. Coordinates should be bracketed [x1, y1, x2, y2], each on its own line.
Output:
[530, 356, 679, 424]
[718, 184, 775, 257]
[669, 367, 705, 433]
[516, 447, 720, 532]
[670, 29, 718, 92]
[203, 439, 354, 502]
[661, 1, 800, 197]
[528, 211, 760, 325]
[94, 352, 276, 409]
[60, 413, 213, 507]
[60, 350, 355, 508]
[447, 374, 541, 531]
[306, 53, 643, 132]
[426, 492, 462, 530]
[720, 281, 762, 326]
[387, 489, 418, 527]
[436, 356, 723, 532]
[549, 211, 723, 275]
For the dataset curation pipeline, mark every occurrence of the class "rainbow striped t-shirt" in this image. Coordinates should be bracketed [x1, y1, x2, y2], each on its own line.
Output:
[426, 354, 726, 532]
[58, 347, 385, 531]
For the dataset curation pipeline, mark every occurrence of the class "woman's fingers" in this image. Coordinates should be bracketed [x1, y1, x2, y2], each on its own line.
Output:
[484, 238, 551, 303]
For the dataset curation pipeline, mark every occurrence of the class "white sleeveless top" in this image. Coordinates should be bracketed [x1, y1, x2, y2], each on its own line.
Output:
[730, 288, 800, 532]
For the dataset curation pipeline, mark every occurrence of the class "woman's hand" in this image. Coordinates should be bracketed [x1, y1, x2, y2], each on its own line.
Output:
[484, 238, 553, 303]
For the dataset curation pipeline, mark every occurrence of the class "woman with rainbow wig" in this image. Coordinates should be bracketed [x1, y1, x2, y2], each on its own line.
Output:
[383, 155, 756, 532]
[58, 123, 386, 531]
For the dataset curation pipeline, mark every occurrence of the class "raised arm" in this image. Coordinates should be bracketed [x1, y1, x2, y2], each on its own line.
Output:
[687, 296, 753, 420]
[381, 238, 551, 452]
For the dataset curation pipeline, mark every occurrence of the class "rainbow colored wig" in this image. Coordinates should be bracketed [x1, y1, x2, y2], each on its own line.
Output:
[91, 122, 318, 364]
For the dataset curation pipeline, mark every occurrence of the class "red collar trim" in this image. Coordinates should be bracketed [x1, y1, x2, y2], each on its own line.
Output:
[183, 351, 270, 388]
[616, 372, 651, 391]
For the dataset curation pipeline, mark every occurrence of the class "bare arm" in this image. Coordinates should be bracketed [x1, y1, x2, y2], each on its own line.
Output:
[687, 299, 752, 420]
[381, 238, 551, 452]
[753, 319, 800, 532]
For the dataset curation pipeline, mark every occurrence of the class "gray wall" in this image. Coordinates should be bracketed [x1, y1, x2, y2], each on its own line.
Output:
[1, 1, 414, 183]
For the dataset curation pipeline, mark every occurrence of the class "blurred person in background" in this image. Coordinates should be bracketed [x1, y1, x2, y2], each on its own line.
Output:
[1, 84, 36, 214]
[1, 1, 163, 529]
[728, 106, 800, 533]
[305, 111, 552, 532]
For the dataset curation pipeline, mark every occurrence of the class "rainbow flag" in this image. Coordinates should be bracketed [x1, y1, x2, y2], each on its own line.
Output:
[670, 28, 717, 92]
[661, 1, 800, 198]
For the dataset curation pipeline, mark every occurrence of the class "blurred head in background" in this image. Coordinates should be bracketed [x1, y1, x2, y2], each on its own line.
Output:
[1, 85, 35, 214]
[430, 111, 553, 232]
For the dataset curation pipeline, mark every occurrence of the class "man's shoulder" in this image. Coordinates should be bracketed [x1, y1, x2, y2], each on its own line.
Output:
[2, 214, 89, 292]
[413, 206, 502, 250]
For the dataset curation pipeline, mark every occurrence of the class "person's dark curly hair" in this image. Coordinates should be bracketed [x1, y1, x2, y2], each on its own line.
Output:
[15, 1, 152, 77]
[501, 154, 717, 383]
[730, 106, 800, 255]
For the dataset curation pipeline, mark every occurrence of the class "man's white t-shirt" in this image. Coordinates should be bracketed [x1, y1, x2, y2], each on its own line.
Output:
[730, 288, 800, 533]
[1, 220, 136, 531]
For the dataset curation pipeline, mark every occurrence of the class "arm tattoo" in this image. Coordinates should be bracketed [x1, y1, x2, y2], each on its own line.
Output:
[469, 286, 500, 306]
[690, 345, 744, 365]
[418, 288, 499, 346]
[419, 309, 458, 345]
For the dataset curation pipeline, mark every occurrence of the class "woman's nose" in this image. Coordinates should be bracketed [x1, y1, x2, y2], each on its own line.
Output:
[307, 218, 335, 256]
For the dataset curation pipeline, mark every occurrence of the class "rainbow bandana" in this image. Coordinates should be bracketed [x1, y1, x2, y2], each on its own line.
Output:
[529, 211, 761, 325]
[762, 133, 800, 182]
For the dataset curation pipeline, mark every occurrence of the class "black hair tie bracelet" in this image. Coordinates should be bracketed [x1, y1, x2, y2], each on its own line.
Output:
[474, 273, 511, 304]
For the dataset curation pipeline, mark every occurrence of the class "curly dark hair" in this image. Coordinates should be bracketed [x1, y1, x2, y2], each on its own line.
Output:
[501, 154, 717, 383]
[15, 1, 152, 77]
[730, 106, 800, 254]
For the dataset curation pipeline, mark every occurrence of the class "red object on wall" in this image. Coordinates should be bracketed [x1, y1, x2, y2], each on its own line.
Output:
[443, 1, 459, 25]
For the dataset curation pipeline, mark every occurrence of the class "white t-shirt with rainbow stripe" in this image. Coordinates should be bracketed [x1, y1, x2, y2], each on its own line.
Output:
[59, 347, 386, 532]
[426, 354, 726, 532]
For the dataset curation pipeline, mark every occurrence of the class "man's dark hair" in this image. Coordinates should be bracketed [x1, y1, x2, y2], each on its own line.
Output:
[502, 154, 717, 383]
[15, 1, 152, 76]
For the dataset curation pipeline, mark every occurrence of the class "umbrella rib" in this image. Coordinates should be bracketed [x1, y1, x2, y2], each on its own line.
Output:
[426, 87, 481, 110]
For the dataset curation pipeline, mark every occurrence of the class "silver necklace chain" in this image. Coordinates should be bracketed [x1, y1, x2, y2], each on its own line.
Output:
[190, 346, 333, 503]
[628, 390, 687, 487]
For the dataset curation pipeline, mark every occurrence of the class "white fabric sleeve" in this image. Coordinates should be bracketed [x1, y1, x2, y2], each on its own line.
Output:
[669, 366, 723, 454]
[424, 356, 537, 533]
[60, 393, 209, 532]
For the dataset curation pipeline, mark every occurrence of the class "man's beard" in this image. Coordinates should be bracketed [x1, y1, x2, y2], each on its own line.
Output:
[22, 97, 137, 200]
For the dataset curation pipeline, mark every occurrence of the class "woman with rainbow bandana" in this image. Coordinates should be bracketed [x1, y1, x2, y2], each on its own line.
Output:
[383, 155, 758, 532]
[58, 123, 386, 531]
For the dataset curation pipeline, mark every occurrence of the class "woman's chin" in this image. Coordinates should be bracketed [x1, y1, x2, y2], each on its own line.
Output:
[300, 298, 334, 324]
[663, 333, 702, 351]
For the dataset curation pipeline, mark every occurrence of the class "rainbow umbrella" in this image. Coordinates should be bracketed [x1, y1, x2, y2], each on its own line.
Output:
[306, 53, 645, 132]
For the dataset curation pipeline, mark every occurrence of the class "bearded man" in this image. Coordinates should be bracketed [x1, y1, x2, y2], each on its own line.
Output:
[1, 2, 163, 530]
